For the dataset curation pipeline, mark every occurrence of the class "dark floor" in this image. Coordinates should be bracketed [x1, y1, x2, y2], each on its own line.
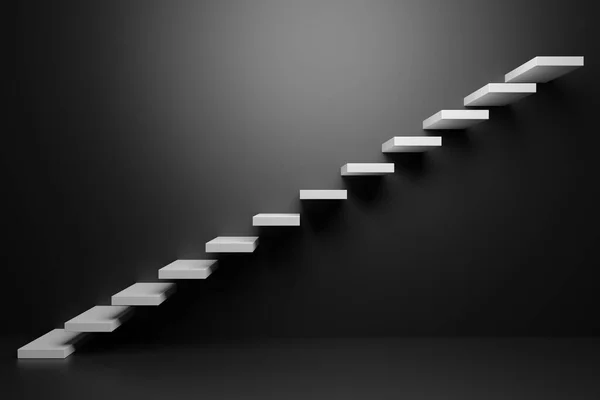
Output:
[4, 337, 600, 399]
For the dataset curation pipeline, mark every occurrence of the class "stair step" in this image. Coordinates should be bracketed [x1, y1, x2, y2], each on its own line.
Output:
[65, 306, 132, 333]
[253, 213, 300, 226]
[111, 282, 176, 306]
[464, 83, 537, 106]
[17, 329, 87, 359]
[300, 190, 347, 200]
[505, 56, 584, 83]
[382, 136, 442, 152]
[341, 163, 394, 176]
[423, 110, 489, 130]
[206, 236, 259, 253]
[158, 260, 217, 279]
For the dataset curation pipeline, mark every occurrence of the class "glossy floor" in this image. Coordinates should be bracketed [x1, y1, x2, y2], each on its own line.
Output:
[5, 337, 600, 399]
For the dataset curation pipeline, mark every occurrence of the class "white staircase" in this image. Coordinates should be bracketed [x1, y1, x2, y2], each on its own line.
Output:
[17, 55, 584, 358]
[341, 163, 394, 176]
[253, 213, 300, 226]
[112, 282, 176, 306]
[464, 83, 537, 106]
[423, 110, 489, 130]
[300, 190, 347, 200]
[505, 56, 584, 83]
[65, 305, 133, 332]
[206, 236, 259, 253]
[382, 136, 442, 153]
[159, 259, 218, 279]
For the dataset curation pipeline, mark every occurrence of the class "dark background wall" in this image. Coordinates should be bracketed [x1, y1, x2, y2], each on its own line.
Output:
[6, 0, 600, 344]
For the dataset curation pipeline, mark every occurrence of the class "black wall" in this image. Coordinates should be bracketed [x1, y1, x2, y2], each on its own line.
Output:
[7, 0, 600, 344]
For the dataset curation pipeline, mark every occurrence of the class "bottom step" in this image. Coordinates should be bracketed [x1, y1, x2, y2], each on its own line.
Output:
[17, 329, 87, 359]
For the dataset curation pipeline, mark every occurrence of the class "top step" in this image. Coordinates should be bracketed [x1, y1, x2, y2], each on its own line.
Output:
[505, 56, 584, 83]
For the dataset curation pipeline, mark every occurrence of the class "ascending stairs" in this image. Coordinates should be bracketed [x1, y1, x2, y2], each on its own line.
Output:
[18, 55, 584, 358]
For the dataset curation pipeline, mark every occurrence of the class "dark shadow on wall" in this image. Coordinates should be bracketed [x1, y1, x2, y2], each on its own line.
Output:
[252, 226, 305, 271]
[254, 225, 301, 241]
[475, 106, 520, 140]
[73, 280, 213, 354]
[435, 130, 473, 153]
[383, 152, 429, 179]
[510, 79, 586, 126]
[343, 176, 387, 204]
[70, 191, 354, 354]
[299, 200, 346, 234]
[77, 218, 323, 353]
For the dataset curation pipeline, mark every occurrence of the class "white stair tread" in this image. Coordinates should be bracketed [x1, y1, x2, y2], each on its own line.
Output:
[253, 213, 300, 226]
[206, 236, 259, 253]
[341, 163, 394, 176]
[382, 136, 442, 152]
[464, 83, 537, 106]
[158, 259, 218, 280]
[65, 305, 132, 333]
[423, 110, 489, 130]
[300, 190, 347, 200]
[111, 282, 176, 306]
[505, 56, 584, 83]
[18, 329, 87, 359]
